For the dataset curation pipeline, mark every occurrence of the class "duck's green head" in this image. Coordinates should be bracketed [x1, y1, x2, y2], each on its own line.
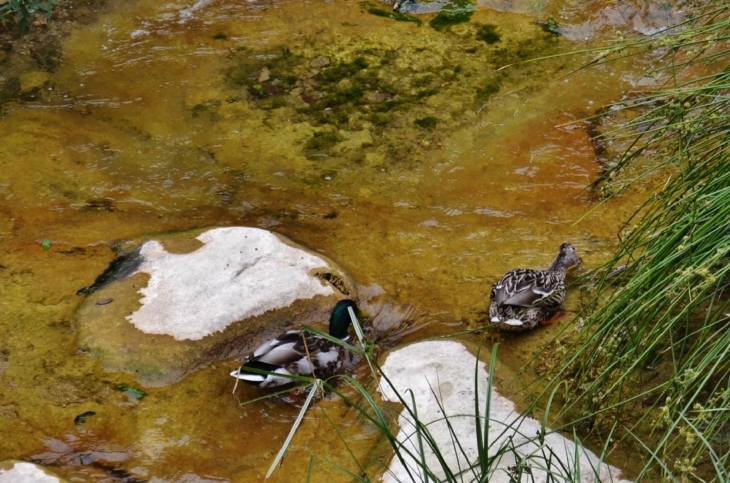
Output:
[329, 299, 359, 340]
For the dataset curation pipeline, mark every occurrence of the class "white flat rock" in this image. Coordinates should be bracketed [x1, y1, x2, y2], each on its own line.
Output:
[76, 226, 353, 385]
[127, 227, 336, 340]
[379, 341, 632, 483]
[0, 461, 66, 483]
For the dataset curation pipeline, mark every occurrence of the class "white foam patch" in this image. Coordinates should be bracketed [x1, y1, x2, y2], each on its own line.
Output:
[379, 341, 632, 483]
[179, 0, 215, 23]
[126, 227, 335, 340]
[0, 461, 64, 483]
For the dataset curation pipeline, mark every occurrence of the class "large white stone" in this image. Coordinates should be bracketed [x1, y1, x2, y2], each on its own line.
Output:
[75, 226, 353, 385]
[127, 227, 336, 340]
[0, 461, 66, 483]
[379, 341, 632, 483]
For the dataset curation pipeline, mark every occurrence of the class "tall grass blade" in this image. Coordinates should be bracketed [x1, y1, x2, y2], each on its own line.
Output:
[266, 378, 322, 479]
[545, 2, 730, 480]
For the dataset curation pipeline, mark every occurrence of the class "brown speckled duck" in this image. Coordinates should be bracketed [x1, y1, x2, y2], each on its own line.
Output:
[489, 244, 581, 332]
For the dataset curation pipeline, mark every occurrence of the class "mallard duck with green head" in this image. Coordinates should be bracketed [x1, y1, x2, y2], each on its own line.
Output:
[230, 299, 359, 387]
[489, 243, 581, 332]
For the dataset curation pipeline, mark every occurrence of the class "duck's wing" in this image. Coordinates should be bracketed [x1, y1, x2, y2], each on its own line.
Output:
[495, 269, 564, 307]
[251, 330, 338, 366]
[250, 331, 310, 366]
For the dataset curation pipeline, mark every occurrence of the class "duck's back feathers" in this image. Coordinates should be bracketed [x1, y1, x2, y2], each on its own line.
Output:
[251, 331, 301, 360]
[489, 244, 580, 332]
[492, 269, 565, 307]
[231, 299, 359, 388]
[232, 330, 348, 387]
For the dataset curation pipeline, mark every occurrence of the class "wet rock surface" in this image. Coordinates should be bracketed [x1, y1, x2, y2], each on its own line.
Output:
[75, 226, 355, 386]
[0, 460, 67, 483]
[379, 341, 632, 483]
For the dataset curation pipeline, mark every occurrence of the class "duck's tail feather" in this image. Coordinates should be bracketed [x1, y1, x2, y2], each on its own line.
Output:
[230, 368, 267, 382]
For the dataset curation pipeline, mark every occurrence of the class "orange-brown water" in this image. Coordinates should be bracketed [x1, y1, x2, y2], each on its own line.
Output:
[0, 0, 662, 480]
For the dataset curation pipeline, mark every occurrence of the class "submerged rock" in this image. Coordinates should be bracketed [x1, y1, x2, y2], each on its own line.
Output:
[379, 341, 632, 483]
[394, 0, 452, 14]
[75, 227, 354, 386]
[0, 461, 67, 483]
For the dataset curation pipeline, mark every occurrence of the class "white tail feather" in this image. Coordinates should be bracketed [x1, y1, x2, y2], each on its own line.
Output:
[230, 369, 265, 382]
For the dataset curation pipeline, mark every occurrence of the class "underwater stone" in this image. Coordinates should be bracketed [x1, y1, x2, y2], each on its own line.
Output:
[310, 56, 331, 68]
[0, 461, 67, 483]
[19, 71, 51, 94]
[258, 67, 271, 82]
[76, 227, 354, 385]
[379, 341, 632, 483]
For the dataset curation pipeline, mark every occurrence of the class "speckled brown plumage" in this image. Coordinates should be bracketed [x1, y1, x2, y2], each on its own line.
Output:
[489, 244, 581, 332]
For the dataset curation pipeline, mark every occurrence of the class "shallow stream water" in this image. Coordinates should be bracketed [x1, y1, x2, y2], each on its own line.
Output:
[0, 0, 675, 481]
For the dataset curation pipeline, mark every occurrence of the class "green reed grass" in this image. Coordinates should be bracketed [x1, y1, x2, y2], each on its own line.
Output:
[549, 2, 730, 481]
[306, 345, 615, 482]
[0, 0, 58, 34]
[240, 312, 621, 481]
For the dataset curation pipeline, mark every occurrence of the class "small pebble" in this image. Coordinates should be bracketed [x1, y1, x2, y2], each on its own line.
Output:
[96, 298, 114, 305]
[258, 67, 270, 82]
[310, 56, 330, 68]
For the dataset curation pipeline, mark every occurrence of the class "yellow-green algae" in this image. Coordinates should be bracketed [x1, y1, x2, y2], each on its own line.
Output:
[0, 0, 659, 481]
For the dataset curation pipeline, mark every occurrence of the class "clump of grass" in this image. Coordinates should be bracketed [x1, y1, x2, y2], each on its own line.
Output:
[311, 344, 620, 482]
[550, 2, 730, 480]
[0, 0, 58, 34]
[246, 313, 620, 482]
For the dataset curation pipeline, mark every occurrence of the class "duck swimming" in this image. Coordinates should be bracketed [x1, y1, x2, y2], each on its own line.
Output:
[489, 243, 581, 332]
[230, 299, 359, 387]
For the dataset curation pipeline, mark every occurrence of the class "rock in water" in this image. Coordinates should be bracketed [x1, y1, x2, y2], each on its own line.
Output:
[379, 341, 632, 483]
[0, 461, 68, 483]
[75, 227, 354, 386]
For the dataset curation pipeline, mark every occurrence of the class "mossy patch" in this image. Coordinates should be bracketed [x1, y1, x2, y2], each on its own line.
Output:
[225, 47, 301, 89]
[367, 7, 422, 26]
[320, 57, 369, 83]
[304, 131, 343, 158]
[476, 78, 501, 100]
[476, 24, 500, 44]
[218, 16, 565, 167]
[429, 0, 475, 31]
[414, 116, 438, 130]
[539, 18, 562, 36]
[416, 88, 439, 99]
[366, 112, 393, 127]
[484, 33, 560, 67]
[114, 383, 147, 400]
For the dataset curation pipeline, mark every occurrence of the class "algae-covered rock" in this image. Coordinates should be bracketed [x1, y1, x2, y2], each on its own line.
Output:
[75, 227, 355, 386]
[19, 71, 51, 94]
